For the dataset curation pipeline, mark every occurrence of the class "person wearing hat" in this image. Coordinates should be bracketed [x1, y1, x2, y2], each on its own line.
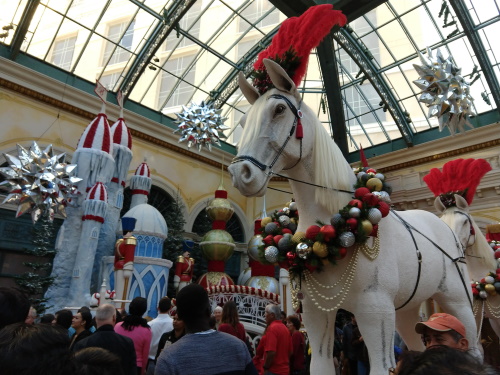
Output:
[414, 313, 469, 350]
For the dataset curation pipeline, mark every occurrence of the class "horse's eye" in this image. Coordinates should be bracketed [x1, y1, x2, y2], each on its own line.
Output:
[275, 104, 286, 115]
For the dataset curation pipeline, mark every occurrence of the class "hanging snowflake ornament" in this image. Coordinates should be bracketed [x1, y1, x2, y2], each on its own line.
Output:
[0, 141, 82, 223]
[174, 101, 229, 152]
[413, 47, 475, 135]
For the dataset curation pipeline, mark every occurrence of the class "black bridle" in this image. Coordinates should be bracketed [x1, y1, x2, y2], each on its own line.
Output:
[454, 210, 476, 250]
[231, 94, 303, 174]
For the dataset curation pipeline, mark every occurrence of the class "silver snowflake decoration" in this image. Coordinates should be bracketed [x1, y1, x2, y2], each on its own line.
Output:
[0, 142, 82, 223]
[413, 47, 475, 135]
[174, 101, 230, 152]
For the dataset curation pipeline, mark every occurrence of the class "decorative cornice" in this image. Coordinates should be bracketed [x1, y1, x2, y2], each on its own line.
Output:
[379, 138, 500, 173]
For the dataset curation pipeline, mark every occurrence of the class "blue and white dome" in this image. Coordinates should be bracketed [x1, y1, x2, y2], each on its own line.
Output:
[122, 203, 168, 239]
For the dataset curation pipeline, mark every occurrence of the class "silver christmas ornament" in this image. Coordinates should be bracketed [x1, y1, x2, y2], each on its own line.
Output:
[296, 242, 312, 259]
[349, 207, 361, 218]
[289, 201, 297, 211]
[278, 236, 293, 251]
[279, 215, 290, 227]
[264, 246, 279, 263]
[413, 47, 475, 135]
[0, 142, 82, 223]
[378, 191, 391, 203]
[247, 234, 264, 261]
[485, 276, 495, 284]
[282, 207, 290, 215]
[367, 208, 382, 224]
[265, 222, 278, 234]
[479, 290, 488, 299]
[375, 173, 385, 181]
[174, 101, 229, 152]
[357, 171, 366, 180]
[331, 213, 343, 226]
[339, 232, 356, 248]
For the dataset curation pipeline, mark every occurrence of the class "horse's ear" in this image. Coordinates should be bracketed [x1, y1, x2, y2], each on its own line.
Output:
[434, 196, 446, 214]
[238, 72, 259, 105]
[454, 194, 469, 212]
[263, 59, 298, 97]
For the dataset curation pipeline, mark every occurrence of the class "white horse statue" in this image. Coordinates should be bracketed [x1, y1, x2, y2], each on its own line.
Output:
[228, 58, 480, 374]
[436, 194, 500, 338]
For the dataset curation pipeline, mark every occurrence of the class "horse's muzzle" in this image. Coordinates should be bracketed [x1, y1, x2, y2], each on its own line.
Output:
[228, 160, 268, 197]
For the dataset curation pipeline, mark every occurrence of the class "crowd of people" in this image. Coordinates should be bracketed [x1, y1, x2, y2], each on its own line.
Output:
[1, 285, 499, 375]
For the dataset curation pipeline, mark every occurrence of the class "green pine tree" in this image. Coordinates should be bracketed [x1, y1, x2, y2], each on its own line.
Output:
[14, 212, 56, 314]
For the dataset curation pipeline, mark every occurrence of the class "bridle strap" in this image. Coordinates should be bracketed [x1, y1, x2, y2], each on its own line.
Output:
[231, 94, 303, 172]
[454, 211, 475, 249]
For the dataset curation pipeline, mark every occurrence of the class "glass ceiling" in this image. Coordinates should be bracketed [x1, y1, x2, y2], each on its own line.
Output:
[0, 0, 498, 156]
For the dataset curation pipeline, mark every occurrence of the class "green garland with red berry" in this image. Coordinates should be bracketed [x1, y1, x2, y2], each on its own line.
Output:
[256, 167, 392, 278]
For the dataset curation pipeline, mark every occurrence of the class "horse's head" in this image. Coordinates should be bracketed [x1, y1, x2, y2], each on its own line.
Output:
[228, 59, 316, 197]
[435, 194, 476, 249]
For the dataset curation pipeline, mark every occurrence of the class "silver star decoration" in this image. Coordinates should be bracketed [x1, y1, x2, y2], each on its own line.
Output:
[0, 141, 82, 223]
[413, 47, 475, 135]
[174, 101, 229, 152]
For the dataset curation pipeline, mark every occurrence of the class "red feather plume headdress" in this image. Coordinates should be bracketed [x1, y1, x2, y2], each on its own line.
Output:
[423, 158, 492, 206]
[252, 5, 347, 95]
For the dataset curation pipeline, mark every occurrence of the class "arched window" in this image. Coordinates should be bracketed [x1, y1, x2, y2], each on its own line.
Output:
[120, 185, 174, 217]
[192, 208, 245, 243]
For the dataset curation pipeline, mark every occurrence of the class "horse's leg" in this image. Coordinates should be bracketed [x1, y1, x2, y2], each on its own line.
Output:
[355, 307, 396, 375]
[302, 308, 337, 375]
[395, 305, 425, 351]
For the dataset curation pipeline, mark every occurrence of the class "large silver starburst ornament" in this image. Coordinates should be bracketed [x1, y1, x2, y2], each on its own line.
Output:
[0, 142, 82, 223]
[174, 101, 229, 152]
[413, 47, 475, 135]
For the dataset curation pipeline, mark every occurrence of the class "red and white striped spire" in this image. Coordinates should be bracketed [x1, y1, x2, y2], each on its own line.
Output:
[82, 182, 108, 223]
[77, 113, 113, 154]
[110, 118, 132, 150]
[135, 161, 150, 177]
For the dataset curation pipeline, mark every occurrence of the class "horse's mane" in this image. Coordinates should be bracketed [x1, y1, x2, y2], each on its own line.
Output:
[312, 113, 356, 214]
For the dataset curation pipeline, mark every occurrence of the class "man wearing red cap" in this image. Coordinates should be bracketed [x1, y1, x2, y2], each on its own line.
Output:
[415, 313, 469, 350]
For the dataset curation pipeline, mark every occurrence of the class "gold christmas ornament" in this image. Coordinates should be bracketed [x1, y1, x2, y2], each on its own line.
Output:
[485, 284, 496, 295]
[261, 216, 272, 226]
[206, 197, 234, 222]
[366, 178, 383, 191]
[200, 229, 235, 261]
[361, 220, 373, 235]
[313, 241, 328, 258]
[292, 231, 307, 243]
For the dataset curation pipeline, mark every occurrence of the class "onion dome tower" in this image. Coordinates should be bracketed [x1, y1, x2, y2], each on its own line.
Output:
[129, 162, 152, 208]
[245, 219, 280, 294]
[69, 182, 108, 307]
[45, 112, 115, 312]
[93, 116, 133, 291]
[197, 182, 235, 288]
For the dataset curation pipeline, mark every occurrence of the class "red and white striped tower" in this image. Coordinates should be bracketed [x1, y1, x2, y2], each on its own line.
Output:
[45, 112, 115, 311]
[69, 182, 108, 307]
[93, 117, 134, 290]
[129, 161, 152, 209]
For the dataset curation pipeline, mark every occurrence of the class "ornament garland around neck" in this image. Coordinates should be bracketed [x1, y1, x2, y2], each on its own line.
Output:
[256, 166, 392, 278]
[471, 240, 500, 300]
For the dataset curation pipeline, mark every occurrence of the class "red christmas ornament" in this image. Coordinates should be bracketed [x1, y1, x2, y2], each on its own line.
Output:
[346, 218, 358, 230]
[282, 228, 293, 235]
[481, 278, 486, 284]
[263, 235, 274, 246]
[287, 251, 296, 260]
[306, 225, 321, 240]
[362, 193, 380, 206]
[472, 288, 479, 296]
[495, 250, 500, 259]
[366, 168, 377, 174]
[320, 225, 336, 242]
[274, 235, 283, 244]
[354, 187, 370, 199]
[336, 247, 347, 260]
[349, 199, 363, 209]
[496, 268, 500, 274]
[378, 201, 390, 217]
[370, 224, 379, 237]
